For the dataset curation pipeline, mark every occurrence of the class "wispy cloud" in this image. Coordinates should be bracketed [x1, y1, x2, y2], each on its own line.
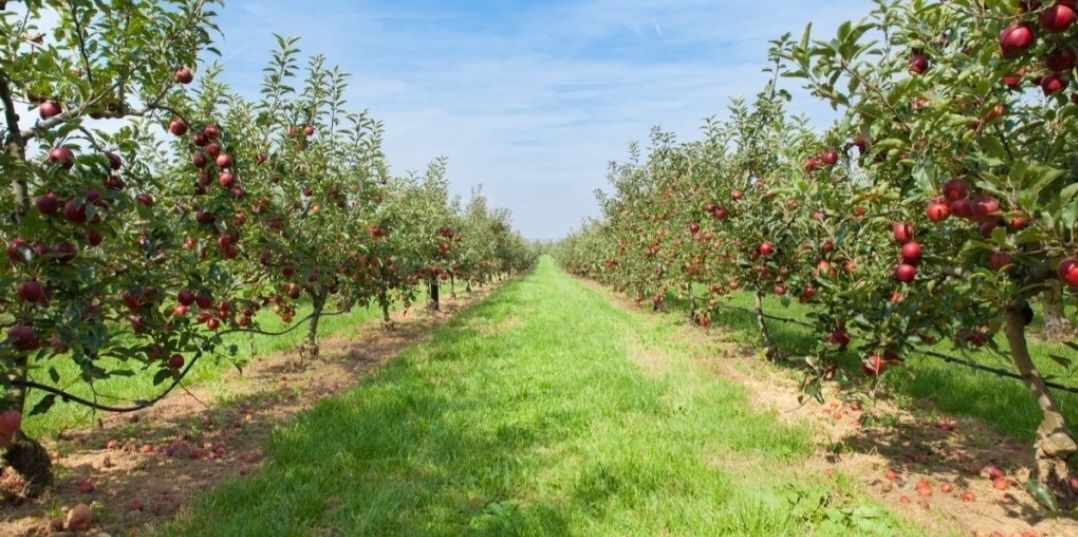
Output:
[213, 0, 870, 239]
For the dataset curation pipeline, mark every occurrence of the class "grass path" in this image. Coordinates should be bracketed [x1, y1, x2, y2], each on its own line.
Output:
[163, 257, 924, 536]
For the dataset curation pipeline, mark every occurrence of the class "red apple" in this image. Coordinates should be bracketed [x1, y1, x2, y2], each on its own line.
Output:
[942, 179, 969, 201]
[908, 52, 929, 74]
[757, 242, 774, 256]
[136, 193, 154, 207]
[53, 241, 77, 263]
[17, 280, 45, 304]
[999, 22, 1036, 57]
[204, 124, 220, 139]
[0, 409, 21, 434]
[926, 200, 950, 222]
[218, 171, 236, 188]
[195, 294, 212, 309]
[192, 153, 207, 168]
[1057, 258, 1078, 288]
[862, 354, 887, 376]
[174, 67, 194, 84]
[205, 142, 221, 157]
[1042, 2, 1076, 32]
[1047, 46, 1077, 71]
[892, 222, 914, 244]
[895, 263, 917, 282]
[38, 100, 61, 119]
[35, 192, 60, 215]
[168, 354, 185, 369]
[1042, 72, 1069, 95]
[732, 191, 743, 201]
[901, 242, 922, 263]
[989, 251, 1014, 271]
[829, 330, 851, 347]
[63, 200, 87, 223]
[820, 149, 838, 166]
[216, 153, 233, 168]
[169, 119, 188, 136]
[7, 324, 38, 351]
[48, 147, 75, 169]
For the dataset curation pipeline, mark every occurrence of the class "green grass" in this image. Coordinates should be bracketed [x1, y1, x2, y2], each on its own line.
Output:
[676, 290, 1078, 442]
[23, 289, 434, 439]
[161, 257, 926, 537]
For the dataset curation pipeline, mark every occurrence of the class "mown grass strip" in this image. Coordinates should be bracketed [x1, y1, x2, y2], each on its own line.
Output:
[162, 257, 926, 537]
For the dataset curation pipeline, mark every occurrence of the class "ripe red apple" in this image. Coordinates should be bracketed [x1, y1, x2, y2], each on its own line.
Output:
[925, 200, 950, 222]
[798, 286, 816, 303]
[908, 52, 929, 74]
[8, 324, 38, 351]
[803, 157, 819, 172]
[218, 171, 236, 188]
[84, 230, 103, 247]
[205, 142, 221, 157]
[174, 67, 194, 84]
[135, 193, 154, 207]
[828, 330, 851, 347]
[193, 132, 209, 147]
[892, 222, 914, 244]
[0, 409, 21, 435]
[17, 280, 46, 304]
[173, 304, 189, 317]
[942, 179, 969, 201]
[757, 242, 774, 256]
[63, 200, 87, 223]
[204, 124, 220, 139]
[216, 153, 233, 168]
[303, 125, 315, 137]
[971, 195, 1001, 221]
[53, 241, 77, 263]
[1042, 72, 1069, 95]
[205, 318, 220, 331]
[901, 242, 922, 263]
[48, 147, 75, 169]
[1057, 258, 1078, 287]
[35, 192, 60, 215]
[1002, 71, 1024, 89]
[712, 206, 727, 220]
[732, 191, 743, 201]
[1042, 2, 1076, 32]
[820, 149, 838, 166]
[106, 151, 122, 170]
[169, 119, 188, 136]
[195, 294, 212, 309]
[895, 263, 917, 283]
[38, 100, 61, 119]
[192, 153, 207, 168]
[862, 354, 887, 376]
[178, 289, 196, 306]
[989, 251, 1014, 271]
[168, 354, 185, 369]
[688, 222, 700, 235]
[999, 22, 1036, 57]
[1047, 46, 1077, 71]
[773, 285, 786, 296]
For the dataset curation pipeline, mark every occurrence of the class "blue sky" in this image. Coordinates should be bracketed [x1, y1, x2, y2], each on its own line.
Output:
[212, 0, 868, 240]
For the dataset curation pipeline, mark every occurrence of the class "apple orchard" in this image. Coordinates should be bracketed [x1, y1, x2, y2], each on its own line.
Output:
[0, 1, 532, 495]
[555, 0, 1078, 500]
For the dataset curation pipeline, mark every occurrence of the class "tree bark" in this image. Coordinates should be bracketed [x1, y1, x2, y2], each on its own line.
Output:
[754, 291, 778, 360]
[427, 276, 440, 311]
[1041, 281, 1074, 341]
[298, 292, 326, 362]
[1004, 300, 1077, 491]
[687, 282, 696, 322]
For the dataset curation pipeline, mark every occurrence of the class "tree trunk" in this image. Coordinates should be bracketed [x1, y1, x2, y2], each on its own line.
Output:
[1041, 281, 1074, 341]
[298, 292, 326, 362]
[754, 291, 778, 360]
[687, 282, 696, 322]
[450, 275, 457, 299]
[1004, 300, 1076, 492]
[427, 276, 440, 311]
[2, 357, 52, 498]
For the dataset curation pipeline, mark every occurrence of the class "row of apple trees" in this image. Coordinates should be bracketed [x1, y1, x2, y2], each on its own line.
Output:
[554, 0, 1078, 500]
[0, 1, 533, 495]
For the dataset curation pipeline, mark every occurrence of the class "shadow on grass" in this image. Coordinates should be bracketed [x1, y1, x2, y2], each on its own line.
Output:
[661, 289, 1078, 443]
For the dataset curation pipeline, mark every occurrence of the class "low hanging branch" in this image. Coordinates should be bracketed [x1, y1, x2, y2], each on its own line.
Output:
[702, 300, 1078, 396]
[5, 308, 354, 414]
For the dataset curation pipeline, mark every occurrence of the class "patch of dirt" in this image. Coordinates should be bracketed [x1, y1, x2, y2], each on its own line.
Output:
[581, 277, 1078, 537]
[0, 285, 500, 537]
